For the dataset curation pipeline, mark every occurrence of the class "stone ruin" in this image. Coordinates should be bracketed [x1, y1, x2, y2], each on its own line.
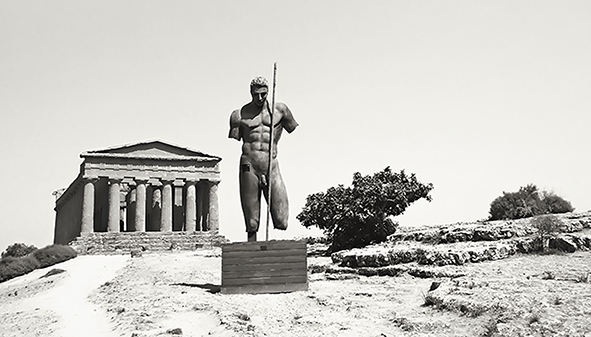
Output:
[53, 140, 228, 254]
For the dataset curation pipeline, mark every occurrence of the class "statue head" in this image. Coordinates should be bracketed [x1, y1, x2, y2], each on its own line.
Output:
[250, 76, 269, 90]
[250, 76, 269, 107]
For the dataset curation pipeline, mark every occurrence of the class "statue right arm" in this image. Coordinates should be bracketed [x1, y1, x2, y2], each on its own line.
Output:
[228, 109, 241, 140]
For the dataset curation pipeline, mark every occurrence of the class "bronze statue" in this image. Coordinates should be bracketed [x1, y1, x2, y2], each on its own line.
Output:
[229, 76, 298, 242]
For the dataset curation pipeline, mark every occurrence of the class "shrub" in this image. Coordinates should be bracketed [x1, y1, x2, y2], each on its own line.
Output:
[421, 292, 443, 307]
[489, 184, 574, 220]
[297, 167, 433, 252]
[531, 215, 562, 252]
[541, 191, 575, 214]
[1, 243, 38, 258]
[0, 255, 41, 283]
[32, 244, 77, 268]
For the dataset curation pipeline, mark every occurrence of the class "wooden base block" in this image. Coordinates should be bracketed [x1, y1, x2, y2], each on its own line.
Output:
[221, 239, 308, 295]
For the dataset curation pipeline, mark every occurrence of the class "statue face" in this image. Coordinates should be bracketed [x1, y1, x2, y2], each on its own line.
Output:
[250, 86, 268, 107]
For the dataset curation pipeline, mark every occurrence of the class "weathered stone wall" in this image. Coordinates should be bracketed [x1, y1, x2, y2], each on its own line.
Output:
[53, 177, 84, 245]
[69, 231, 228, 255]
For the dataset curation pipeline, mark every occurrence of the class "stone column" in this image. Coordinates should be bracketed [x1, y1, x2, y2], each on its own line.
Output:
[108, 179, 121, 232]
[81, 178, 96, 234]
[135, 180, 147, 232]
[160, 180, 173, 232]
[207, 181, 220, 232]
[185, 181, 197, 232]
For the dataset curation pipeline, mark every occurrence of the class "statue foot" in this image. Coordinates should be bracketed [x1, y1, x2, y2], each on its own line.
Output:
[247, 231, 257, 242]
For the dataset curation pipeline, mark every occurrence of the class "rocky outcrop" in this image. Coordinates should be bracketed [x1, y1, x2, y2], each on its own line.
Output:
[388, 211, 591, 244]
[313, 212, 591, 279]
[69, 231, 229, 255]
[331, 234, 591, 268]
[549, 234, 591, 253]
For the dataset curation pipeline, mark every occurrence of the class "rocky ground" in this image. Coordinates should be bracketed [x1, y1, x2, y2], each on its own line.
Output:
[1, 212, 590, 336]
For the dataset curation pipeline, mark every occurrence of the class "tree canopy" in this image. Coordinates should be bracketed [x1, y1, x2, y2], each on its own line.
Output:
[297, 167, 433, 252]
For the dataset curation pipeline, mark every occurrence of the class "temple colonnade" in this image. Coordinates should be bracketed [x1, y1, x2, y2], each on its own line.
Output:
[80, 177, 219, 234]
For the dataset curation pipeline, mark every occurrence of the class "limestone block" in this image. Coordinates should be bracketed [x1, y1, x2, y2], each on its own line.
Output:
[549, 236, 578, 253]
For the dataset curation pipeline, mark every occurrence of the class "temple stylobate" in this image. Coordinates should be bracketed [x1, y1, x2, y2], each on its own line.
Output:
[53, 140, 221, 245]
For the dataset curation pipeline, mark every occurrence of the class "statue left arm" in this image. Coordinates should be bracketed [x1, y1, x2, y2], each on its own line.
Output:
[278, 103, 299, 133]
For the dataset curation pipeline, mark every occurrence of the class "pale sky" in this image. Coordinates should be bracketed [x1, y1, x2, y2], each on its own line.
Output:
[1, 1, 590, 251]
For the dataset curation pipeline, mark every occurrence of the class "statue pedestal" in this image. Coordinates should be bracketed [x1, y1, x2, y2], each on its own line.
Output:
[221, 239, 308, 294]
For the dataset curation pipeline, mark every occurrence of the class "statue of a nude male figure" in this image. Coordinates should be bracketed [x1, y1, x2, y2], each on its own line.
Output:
[229, 77, 299, 242]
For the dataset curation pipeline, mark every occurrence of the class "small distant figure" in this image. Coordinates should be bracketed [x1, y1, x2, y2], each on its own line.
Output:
[228, 76, 299, 242]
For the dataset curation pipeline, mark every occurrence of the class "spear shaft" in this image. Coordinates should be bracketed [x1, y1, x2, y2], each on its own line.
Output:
[265, 63, 277, 242]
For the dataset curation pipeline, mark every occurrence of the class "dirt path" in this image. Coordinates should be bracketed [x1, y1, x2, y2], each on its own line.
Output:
[0, 255, 129, 337]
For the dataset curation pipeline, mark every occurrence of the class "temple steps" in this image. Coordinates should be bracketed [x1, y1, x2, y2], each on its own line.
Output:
[69, 231, 229, 255]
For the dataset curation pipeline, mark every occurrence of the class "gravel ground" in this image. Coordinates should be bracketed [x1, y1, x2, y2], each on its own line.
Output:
[1, 249, 590, 337]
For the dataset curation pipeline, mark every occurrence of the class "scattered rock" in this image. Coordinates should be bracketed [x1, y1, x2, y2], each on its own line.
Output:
[325, 274, 359, 280]
[429, 281, 441, 291]
[131, 249, 143, 258]
[166, 327, 183, 335]
[308, 264, 328, 273]
[39, 268, 66, 279]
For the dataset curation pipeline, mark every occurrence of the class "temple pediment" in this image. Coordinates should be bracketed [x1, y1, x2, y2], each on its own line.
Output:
[81, 140, 220, 162]
[78, 139, 221, 183]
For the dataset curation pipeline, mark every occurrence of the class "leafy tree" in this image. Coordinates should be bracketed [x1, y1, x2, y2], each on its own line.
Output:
[1, 243, 38, 259]
[297, 167, 434, 252]
[489, 184, 574, 220]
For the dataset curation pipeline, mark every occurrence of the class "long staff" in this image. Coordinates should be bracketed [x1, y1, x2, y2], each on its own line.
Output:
[265, 62, 277, 241]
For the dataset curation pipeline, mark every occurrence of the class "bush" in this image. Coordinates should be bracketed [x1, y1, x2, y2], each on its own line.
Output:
[297, 167, 433, 252]
[531, 215, 562, 252]
[489, 184, 574, 220]
[0, 255, 41, 283]
[2, 243, 38, 258]
[541, 191, 575, 214]
[32, 244, 77, 268]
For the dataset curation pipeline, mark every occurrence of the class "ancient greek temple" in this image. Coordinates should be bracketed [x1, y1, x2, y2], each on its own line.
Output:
[53, 140, 221, 245]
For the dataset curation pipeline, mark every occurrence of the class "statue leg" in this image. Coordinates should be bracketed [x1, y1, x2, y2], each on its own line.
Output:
[239, 161, 262, 239]
[266, 161, 289, 230]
